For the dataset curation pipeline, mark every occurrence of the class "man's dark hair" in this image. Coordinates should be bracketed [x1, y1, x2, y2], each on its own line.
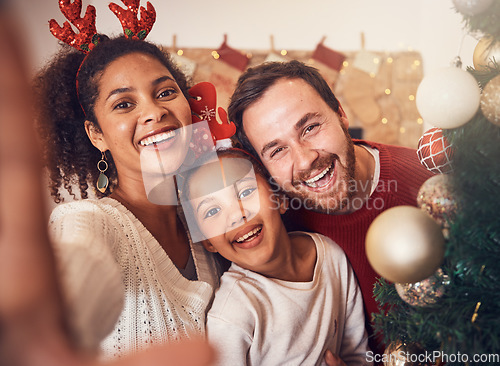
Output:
[227, 60, 342, 159]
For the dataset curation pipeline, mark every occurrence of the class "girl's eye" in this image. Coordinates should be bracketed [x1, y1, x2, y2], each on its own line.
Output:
[239, 187, 256, 199]
[204, 207, 220, 219]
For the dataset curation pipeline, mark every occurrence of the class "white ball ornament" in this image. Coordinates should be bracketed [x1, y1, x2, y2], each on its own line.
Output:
[416, 67, 481, 129]
[452, 0, 494, 16]
[366, 206, 445, 284]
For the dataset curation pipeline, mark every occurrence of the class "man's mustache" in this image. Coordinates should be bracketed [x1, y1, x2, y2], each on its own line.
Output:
[291, 153, 339, 188]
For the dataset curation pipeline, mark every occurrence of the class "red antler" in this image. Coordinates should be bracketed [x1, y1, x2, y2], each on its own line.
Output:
[48, 0, 97, 53]
[109, 0, 156, 40]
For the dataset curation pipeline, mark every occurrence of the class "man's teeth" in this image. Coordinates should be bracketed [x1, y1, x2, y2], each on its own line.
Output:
[139, 130, 176, 146]
[304, 163, 333, 188]
[235, 227, 262, 243]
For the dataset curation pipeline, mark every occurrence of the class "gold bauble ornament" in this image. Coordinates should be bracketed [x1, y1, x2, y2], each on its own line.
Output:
[383, 341, 431, 366]
[473, 37, 500, 71]
[395, 268, 450, 307]
[366, 206, 445, 284]
[417, 174, 458, 229]
[480, 74, 500, 125]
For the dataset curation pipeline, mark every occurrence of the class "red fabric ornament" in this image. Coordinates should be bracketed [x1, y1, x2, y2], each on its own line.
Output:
[49, 0, 156, 54]
[109, 0, 156, 39]
[417, 127, 454, 174]
[189, 124, 216, 158]
[189, 82, 237, 142]
[216, 35, 249, 72]
[49, 0, 97, 53]
[311, 39, 346, 72]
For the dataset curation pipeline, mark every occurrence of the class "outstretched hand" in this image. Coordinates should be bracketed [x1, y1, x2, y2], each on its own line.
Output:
[0, 5, 215, 366]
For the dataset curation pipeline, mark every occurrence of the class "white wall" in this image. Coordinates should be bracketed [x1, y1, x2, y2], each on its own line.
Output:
[15, 0, 478, 76]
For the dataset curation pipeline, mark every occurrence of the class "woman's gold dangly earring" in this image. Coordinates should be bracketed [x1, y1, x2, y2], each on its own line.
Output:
[96, 151, 109, 193]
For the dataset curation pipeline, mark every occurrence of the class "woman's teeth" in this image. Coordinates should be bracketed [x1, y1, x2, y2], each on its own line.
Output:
[139, 130, 176, 146]
[304, 163, 333, 188]
[235, 227, 262, 243]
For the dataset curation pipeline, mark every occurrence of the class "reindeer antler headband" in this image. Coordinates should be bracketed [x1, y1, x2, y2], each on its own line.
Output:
[49, 0, 156, 53]
[48, 0, 157, 116]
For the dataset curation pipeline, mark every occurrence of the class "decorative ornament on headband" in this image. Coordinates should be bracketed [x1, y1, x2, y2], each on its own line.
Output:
[49, 0, 156, 53]
[189, 82, 237, 147]
[186, 82, 236, 157]
[108, 0, 156, 40]
[49, 0, 98, 53]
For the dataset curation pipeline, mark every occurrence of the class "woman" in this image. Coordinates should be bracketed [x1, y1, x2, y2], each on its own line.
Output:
[34, 35, 221, 359]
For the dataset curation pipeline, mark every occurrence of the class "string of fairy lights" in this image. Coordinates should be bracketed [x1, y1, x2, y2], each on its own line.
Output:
[171, 43, 425, 142]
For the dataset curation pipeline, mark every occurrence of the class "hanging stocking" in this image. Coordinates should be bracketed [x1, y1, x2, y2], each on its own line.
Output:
[310, 37, 346, 86]
[216, 34, 249, 72]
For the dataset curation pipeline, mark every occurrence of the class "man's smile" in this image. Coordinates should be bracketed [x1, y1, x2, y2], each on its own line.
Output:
[303, 161, 335, 189]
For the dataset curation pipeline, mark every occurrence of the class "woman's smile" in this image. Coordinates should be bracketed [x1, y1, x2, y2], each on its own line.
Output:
[90, 52, 192, 179]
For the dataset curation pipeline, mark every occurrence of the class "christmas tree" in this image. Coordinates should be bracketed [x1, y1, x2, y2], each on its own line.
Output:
[369, 1, 500, 365]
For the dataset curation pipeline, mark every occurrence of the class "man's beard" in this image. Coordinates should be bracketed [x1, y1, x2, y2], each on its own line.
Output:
[288, 128, 356, 214]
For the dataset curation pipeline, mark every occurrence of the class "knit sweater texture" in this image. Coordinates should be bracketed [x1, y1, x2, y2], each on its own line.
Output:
[285, 140, 434, 351]
[207, 232, 370, 366]
[49, 197, 220, 359]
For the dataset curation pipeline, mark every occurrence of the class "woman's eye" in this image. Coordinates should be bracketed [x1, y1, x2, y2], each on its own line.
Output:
[114, 101, 132, 110]
[204, 207, 220, 219]
[239, 187, 256, 199]
[158, 89, 176, 99]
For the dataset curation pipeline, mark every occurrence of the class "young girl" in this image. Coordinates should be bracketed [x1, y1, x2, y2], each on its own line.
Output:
[181, 149, 371, 365]
[34, 24, 221, 361]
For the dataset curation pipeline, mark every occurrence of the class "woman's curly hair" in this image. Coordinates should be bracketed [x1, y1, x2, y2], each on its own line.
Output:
[34, 35, 191, 203]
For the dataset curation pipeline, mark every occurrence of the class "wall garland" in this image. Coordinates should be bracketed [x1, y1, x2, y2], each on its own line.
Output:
[166, 41, 424, 148]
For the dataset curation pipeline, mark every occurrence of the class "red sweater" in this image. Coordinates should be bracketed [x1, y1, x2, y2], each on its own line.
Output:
[284, 140, 434, 353]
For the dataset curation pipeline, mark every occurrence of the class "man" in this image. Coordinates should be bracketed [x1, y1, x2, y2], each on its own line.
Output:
[227, 60, 434, 353]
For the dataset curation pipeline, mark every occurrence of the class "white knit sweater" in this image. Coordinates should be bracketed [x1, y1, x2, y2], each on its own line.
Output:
[49, 197, 220, 359]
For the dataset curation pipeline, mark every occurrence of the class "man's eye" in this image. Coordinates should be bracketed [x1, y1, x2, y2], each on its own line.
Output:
[204, 207, 220, 219]
[239, 187, 256, 199]
[304, 123, 319, 134]
[270, 147, 285, 158]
